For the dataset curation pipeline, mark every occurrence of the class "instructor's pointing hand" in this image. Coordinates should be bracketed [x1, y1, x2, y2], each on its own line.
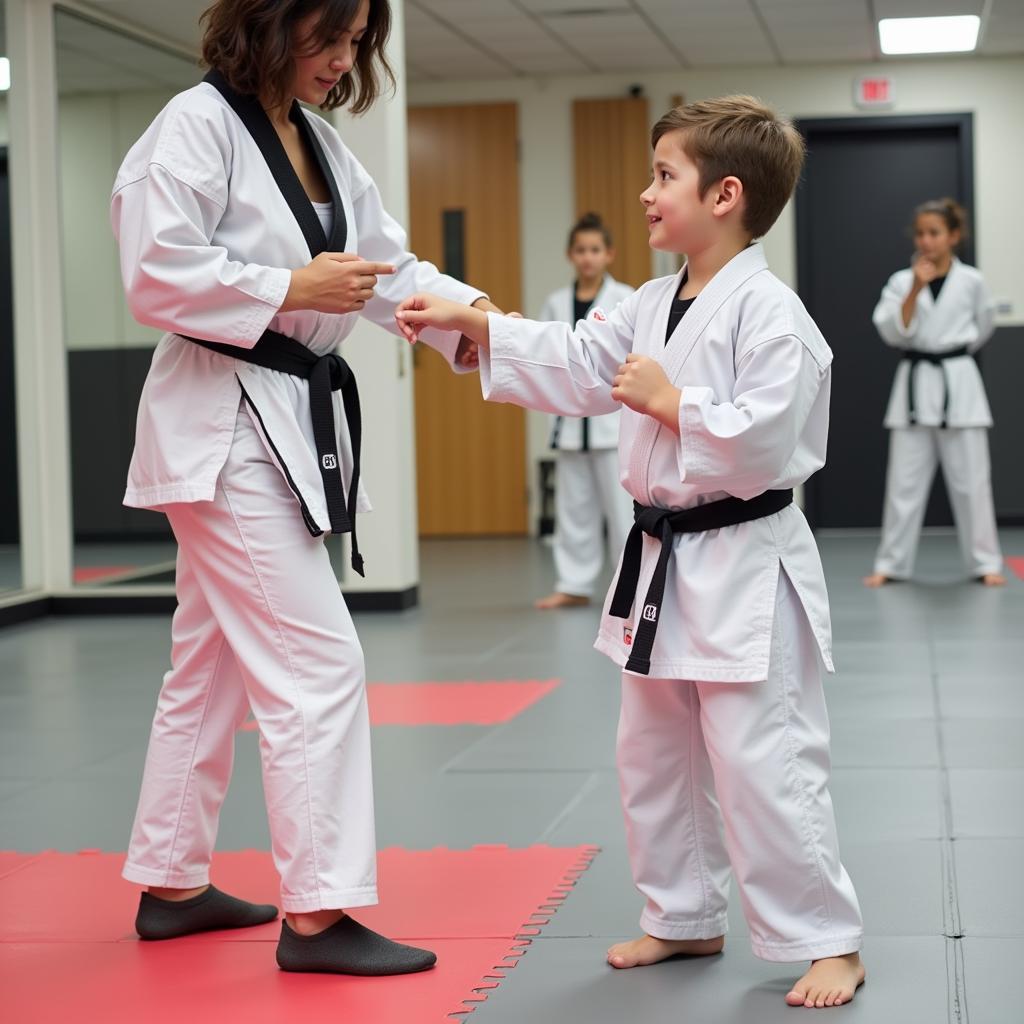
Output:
[281, 252, 396, 315]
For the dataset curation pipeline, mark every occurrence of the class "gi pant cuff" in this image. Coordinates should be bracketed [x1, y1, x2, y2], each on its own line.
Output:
[281, 884, 379, 914]
[122, 862, 210, 889]
[639, 908, 729, 941]
[750, 933, 863, 963]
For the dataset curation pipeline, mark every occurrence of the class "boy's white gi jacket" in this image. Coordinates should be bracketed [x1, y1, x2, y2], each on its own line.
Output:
[873, 258, 995, 429]
[540, 276, 635, 451]
[481, 243, 834, 682]
[112, 80, 481, 531]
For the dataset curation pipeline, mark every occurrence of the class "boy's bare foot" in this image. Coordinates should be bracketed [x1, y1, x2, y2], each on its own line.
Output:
[980, 572, 1007, 587]
[862, 572, 889, 588]
[785, 952, 865, 1008]
[535, 591, 591, 610]
[607, 933, 724, 968]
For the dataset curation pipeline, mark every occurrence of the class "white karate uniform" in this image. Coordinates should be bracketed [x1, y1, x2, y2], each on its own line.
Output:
[872, 259, 1002, 578]
[114, 79, 482, 911]
[480, 243, 862, 960]
[540, 276, 634, 597]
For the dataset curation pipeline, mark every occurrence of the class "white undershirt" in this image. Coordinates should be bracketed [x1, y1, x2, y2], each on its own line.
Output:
[312, 200, 333, 238]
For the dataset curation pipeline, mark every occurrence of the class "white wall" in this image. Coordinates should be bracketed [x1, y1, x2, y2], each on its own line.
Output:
[409, 56, 1024, 526]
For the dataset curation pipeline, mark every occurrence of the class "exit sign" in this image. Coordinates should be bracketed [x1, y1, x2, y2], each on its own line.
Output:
[854, 75, 894, 108]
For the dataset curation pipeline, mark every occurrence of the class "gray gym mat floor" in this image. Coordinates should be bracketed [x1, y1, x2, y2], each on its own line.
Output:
[1, 529, 1021, 1023]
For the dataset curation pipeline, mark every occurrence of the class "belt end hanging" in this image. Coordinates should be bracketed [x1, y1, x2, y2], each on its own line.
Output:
[624, 655, 651, 676]
[351, 550, 365, 578]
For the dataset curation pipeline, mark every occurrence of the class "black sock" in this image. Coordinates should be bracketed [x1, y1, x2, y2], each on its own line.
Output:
[135, 885, 278, 940]
[276, 915, 437, 976]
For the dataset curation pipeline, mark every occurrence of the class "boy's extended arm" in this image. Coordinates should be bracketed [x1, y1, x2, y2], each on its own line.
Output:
[397, 290, 639, 417]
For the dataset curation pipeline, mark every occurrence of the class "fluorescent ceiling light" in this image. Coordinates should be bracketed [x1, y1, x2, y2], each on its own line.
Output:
[879, 15, 980, 55]
[0, 58, 9, 92]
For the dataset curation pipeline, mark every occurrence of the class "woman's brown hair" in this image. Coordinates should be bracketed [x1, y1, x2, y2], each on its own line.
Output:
[200, 0, 394, 113]
[568, 211, 613, 250]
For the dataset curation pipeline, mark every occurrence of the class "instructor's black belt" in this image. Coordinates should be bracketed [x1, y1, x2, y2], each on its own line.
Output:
[903, 346, 972, 429]
[189, 330, 365, 577]
[609, 489, 794, 676]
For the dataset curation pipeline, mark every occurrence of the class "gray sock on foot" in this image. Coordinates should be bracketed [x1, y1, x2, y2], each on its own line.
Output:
[135, 885, 278, 940]
[276, 916, 437, 976]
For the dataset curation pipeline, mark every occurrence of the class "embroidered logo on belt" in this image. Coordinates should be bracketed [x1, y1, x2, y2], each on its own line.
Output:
[322, 454, 338, 470]
[642, 604, 658, 622]
[623, 626, 633, 646]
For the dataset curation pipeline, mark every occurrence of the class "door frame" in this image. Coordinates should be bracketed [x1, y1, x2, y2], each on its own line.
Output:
[794, 112, 976, 530]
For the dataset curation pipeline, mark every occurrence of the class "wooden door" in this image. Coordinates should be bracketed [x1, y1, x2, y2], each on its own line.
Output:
[573, 96, 652, 289]
[407, 103, 526, 536]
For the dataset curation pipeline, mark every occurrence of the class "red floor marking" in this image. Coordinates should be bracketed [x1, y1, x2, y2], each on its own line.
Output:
[1007, 556, 1024, 580]
[0, 846, 597, 1021]
[238, 679, 561, 731]
[73, 565, 137, 584]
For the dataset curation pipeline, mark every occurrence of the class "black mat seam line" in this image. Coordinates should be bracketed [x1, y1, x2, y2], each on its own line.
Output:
[445, 845, 601, 1020]
[928, 613, 969, 1024]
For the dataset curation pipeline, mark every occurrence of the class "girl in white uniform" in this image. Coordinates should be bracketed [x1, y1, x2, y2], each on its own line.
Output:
[536, 213, 634, 609]
[865, 198, 1005, 587]
[112, 0, 501, 975]
[399, 96, 865, 1009]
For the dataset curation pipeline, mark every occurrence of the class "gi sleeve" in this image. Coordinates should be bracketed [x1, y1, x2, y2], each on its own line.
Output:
[969, 275, 996, 352]
[479, 289, 640, 417]
[676, 334, 829, 499]
[872, 271, 919, 346]
[350, 175, 486, 372]
[111, 164, 290, 348]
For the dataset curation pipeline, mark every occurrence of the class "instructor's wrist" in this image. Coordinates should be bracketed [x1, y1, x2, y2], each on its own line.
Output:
[280, 267, 310, 313]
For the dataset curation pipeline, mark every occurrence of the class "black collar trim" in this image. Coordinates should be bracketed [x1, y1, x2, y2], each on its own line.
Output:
[203, 69, 348, 256]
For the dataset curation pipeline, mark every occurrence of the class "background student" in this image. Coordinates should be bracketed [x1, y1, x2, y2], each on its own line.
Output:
[536, 212, 634, 610]
[865, 198, 1005, 588]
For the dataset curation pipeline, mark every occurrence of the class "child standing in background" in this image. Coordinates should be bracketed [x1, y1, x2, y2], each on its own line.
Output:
[536, 213, 634, 610]
[865, 198, 1005, 587]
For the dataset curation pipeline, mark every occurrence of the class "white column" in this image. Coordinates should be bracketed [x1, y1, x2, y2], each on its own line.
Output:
[328, 0, 419, 598]
[6, 0, 74, 593]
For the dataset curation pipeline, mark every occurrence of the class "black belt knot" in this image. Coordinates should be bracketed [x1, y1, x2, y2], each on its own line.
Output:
[903, 345, 971, 429]
[609, 489, 794, 676]
[189, 330, 365, 577]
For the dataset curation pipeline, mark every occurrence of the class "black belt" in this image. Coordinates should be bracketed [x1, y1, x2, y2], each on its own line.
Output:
[549, 415, 590, 451]
[189, 329, 365, 576]
[609, 489, 794, 675]
[904, 346, 971, 429]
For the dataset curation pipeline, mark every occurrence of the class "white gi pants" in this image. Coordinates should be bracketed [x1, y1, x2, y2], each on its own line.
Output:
[617, 570, 862, 962]
[554, 449, 633, 597]
[874, 426, 1003, 579]
[123, 405, 378, 914]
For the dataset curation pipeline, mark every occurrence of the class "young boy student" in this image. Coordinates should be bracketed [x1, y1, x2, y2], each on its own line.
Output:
[397, 95, 865, 1009]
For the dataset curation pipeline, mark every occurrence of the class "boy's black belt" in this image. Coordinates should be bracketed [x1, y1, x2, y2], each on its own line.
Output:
[903, 345, 971, 429]
[609, 489, 794, 676]
[188, 329, 365, 576]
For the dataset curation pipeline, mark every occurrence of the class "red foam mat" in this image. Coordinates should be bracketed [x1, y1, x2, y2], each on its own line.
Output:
[1006, 556, 1024, 580]
[239, 679, 561, 730]
[0, 846, 597, 1022]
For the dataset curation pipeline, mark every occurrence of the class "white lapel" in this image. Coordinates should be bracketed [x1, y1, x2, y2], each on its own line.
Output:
[627, 244, 768, 506]
[594, 274, 618, 310]
[661, 243, 768, 382]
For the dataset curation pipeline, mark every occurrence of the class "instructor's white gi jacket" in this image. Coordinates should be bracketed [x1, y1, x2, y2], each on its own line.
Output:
[540, 276, 635, 451]
[112, 81, 481, 532]
[873, 258, 995, 429]
[481, 243, 834, 682]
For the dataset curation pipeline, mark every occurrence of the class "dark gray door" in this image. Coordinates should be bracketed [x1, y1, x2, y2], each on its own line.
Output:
[796, 115, 974, 530]
[0, 148, 19, 545]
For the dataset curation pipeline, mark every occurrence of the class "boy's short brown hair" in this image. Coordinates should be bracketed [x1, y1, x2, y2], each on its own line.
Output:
[651, 95, 805, 239]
